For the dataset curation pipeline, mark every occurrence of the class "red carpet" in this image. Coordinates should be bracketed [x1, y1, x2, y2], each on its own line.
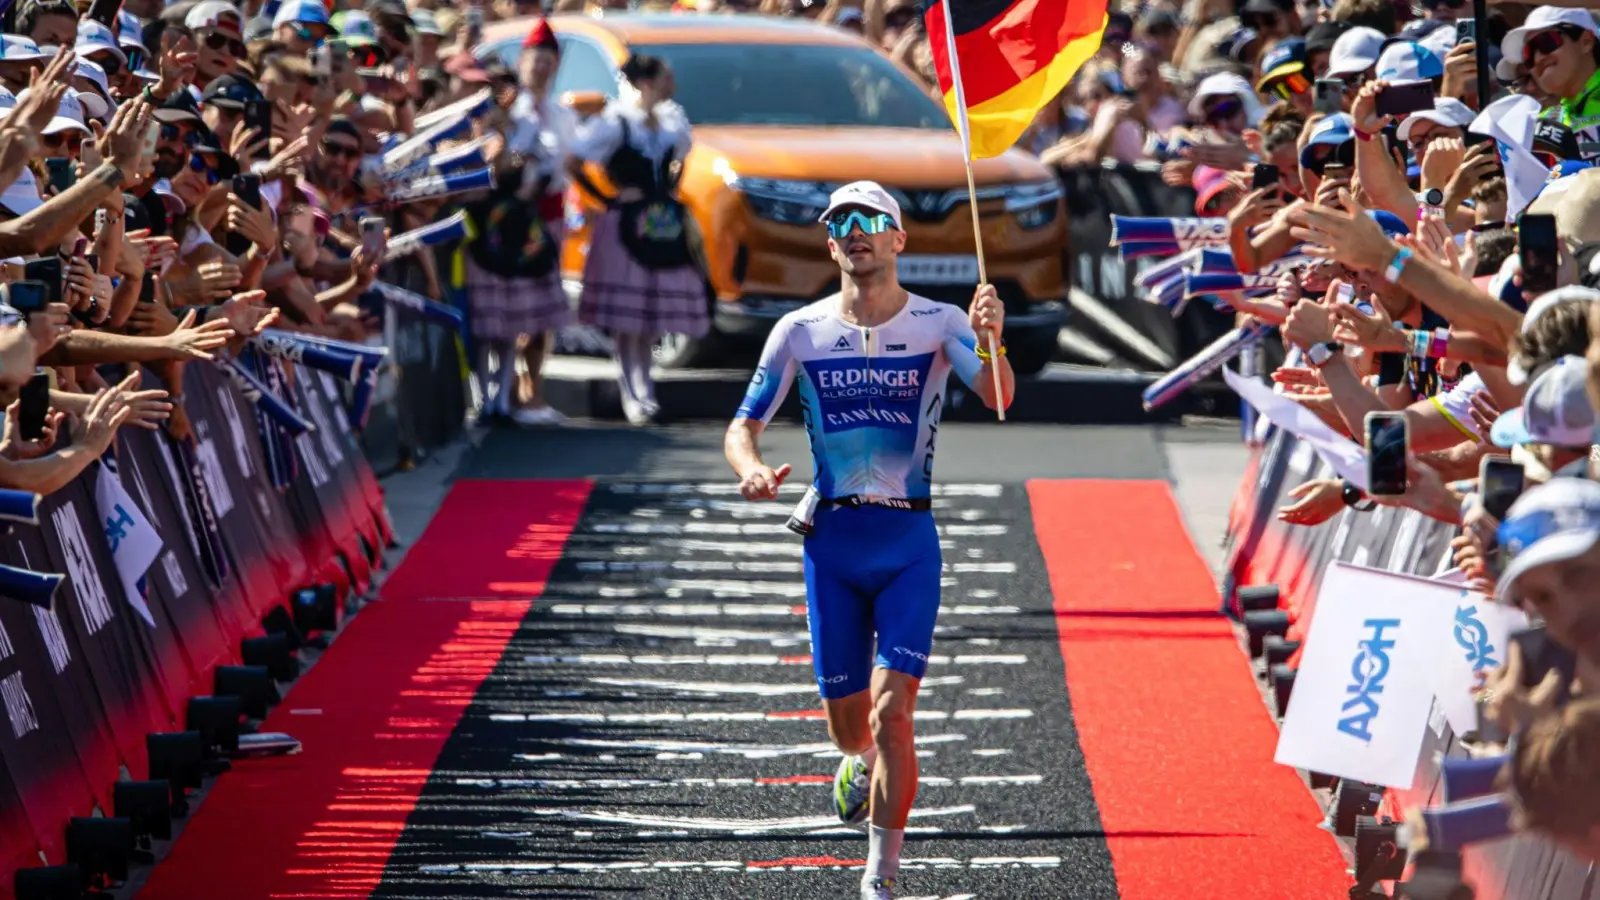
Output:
[1028, 480, 1350, 899]
[137, 479, 591, 900]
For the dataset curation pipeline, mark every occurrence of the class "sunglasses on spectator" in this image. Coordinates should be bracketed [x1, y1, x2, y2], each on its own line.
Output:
[1304, 140, 1355, 175]
[825, 210, 895, 238]
[321, 140, 361, 159]
[1470, 222, 1507, 233]
[1265, 71, 1310, 101]
[159, 123, 201, 146]
[1524, 28, 1580, 65]
[189, 153, 220, 184]
[343, 45, 382, 68]
[884, 7, 916, 28]
[125, 48, 145, 72]
[91, 54, 122, 78]
[1203, 97, 1243, 121]
[43, 132, 82, 152]
[203, 31, 248, 58]
[291, 24, 321, 42]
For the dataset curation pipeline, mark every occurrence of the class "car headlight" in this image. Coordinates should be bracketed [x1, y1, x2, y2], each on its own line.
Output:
[735, 177, 836, 226]
[1005, 179, 1064, 230]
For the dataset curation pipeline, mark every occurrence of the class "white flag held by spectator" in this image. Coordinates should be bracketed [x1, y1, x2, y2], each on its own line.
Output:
[94, 460, 162, 629]
[1275, 562, 1457, 788]
[1431, 588, 1528, 736]
[1470, 94, 1551, 223]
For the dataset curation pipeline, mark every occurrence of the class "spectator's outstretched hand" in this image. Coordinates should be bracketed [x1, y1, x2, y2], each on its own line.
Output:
[1331, 294, 1400, 350]
[120, 386, 174, 431]
[261, 134, 308, 183]
[1282, 297, 1335, 349]
[1229, 186, 1286, 232]
[157, 35, 197, 99]
[72, 377, 133, 454]
[1350, 80, 1393, 137]
[11, 48, 74, 138]
[126, 292, 178, 337]
[1276, 477, 1345, 526]
[1480, 639, 1572, 734]
[101, 98, 155, 184]
[1468, 390, 1501, 436]
[1421, 137, 1466, 195]
[196, 261, 243, 301]
[163, 310, 235, 361]
[218, 290, 279, 337]
[25, 302, 69, 357]
[1288, 189, 1396, 273]
[2, 403, 61, 460]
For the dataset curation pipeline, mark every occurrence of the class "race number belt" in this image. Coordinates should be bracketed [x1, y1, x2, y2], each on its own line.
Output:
[827, 494, 931, 511]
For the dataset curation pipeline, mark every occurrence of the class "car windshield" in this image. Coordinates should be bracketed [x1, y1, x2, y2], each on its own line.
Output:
[631, 42, 948, 129]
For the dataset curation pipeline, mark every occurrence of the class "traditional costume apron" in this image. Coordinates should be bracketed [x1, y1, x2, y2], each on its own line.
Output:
[575, 103, 709, 339]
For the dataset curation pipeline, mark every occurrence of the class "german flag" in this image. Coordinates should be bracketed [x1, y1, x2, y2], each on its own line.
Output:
[922, 0, 1108, 159]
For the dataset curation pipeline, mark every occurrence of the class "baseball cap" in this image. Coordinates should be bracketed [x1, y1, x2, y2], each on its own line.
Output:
[1492, 355, 1596, 449]
[1299, 113, 1355, 166]
[818, 181, 902, 230]
[332, 10, 379, 45]
[1376, 40, 1444, 82]
[153, 89, 203, 124]
[1503, 6, 1600, 66]
[14, 88, 88, 134]
[1496, 478, 1600, 605]
[1327, 26, 1386, 77]
[1187, 72, 1253, 120]
[1369, 209, 1411, 237]
[202, 72, 262, 109]
[72, 60, 113, 120]
[0, 34, 47, 62]
[273, 0, 330, 30]
[0, 165, 41, 217]
[1396, 97, 1476, 142]
[1535, 119, 1583, 161]
[1256, 39, 1307, 91]
[410, 8, 444, 37]
[1305, 21, 1349, 56]
[185, 0, 244, 35]
[74, 19, 126, 69]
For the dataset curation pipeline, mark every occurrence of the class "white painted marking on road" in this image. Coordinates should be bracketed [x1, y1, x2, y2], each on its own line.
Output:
[529, 804, 974, 833]
[518, 733, 966, 760]
[965, 688, 1004, 696]
[943, 524, 1006, 536]
[523, 653, 1022, 667]
[459, 772, 1031, 791]
[549, 602, 1019, 617]
[493, 709, 1028, 724]
[969, 589, 998, 598]
[950, 562, 1016, 573]
[971, 749, 1012, 757]
[611, 623, 812, 646]
[417, 855, 1059, 875]
[919, 774, 1041, 786]
[585, 674, 963, 696]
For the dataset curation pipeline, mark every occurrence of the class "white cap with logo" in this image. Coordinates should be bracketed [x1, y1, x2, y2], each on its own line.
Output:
[1492, 355, 1597, 449]
[818, 181, 902, 230]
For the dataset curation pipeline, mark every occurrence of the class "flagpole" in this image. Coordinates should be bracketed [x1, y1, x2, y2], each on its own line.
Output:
[939, 0, 1007, 422]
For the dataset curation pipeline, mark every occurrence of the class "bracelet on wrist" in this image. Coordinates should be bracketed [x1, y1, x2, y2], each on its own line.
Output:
[1428, 327, 1449, 359]
[975, 342, 1007, 362]
[1384, 246, 1413, 284]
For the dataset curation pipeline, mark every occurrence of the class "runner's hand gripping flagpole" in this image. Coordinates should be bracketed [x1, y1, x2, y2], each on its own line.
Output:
[938, 1, 1006, 422]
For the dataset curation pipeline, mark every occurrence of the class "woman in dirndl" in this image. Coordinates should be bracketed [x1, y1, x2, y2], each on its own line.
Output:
[462, 18, 575, 426]
[568, 54, 706, 426]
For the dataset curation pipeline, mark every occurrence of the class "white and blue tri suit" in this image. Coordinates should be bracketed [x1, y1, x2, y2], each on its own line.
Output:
[736, 292, 987, 699]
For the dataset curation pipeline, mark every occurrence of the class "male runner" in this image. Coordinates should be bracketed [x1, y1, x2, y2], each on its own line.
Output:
[724, 180, 1013, 900]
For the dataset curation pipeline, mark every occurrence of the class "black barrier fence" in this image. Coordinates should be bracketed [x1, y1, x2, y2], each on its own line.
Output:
[0, 349, 390, 891]
[1053, 162, 1236, 370]
[1225, 424, 1594, 900]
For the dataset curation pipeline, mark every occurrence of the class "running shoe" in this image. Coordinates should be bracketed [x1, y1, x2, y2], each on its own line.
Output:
[860, 876, 895, 899]
[832, 753, 871, 823]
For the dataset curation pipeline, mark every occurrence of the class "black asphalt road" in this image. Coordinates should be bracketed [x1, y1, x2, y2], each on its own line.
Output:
[370, 422, 1240, 900]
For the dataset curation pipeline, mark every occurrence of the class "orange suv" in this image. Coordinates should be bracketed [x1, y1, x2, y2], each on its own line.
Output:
[480, 13, 1069, 374]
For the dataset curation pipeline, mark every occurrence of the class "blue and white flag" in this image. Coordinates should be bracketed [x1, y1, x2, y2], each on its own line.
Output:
[1111, 216, 1229, 248]
[95, 458, 161, 628]
[1275, 561, 1457, 787]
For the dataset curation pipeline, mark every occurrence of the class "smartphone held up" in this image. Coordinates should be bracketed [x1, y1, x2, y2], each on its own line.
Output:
[1365, 411, 1410, 496]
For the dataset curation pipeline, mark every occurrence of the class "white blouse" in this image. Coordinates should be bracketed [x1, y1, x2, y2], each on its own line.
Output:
[507, 89, 579, 190]
[570, 100, 692, 166]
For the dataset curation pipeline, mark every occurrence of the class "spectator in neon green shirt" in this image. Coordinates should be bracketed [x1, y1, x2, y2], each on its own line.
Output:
[1503, 7, 1600, 160]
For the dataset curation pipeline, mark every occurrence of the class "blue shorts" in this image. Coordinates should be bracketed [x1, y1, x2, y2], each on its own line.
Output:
[802, 504, 942, 700]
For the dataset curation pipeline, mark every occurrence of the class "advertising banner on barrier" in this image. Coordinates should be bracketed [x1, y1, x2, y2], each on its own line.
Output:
[1277, 562, 1459, 787]
[0, 353, 389, 884]
[1434, 593, 1528, 736]
[1230, 426, 1597, 899]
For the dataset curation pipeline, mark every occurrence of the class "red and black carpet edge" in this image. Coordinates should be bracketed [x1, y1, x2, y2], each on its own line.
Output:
[1028, 479, 1351, 899]
[135, 479, 592, 900]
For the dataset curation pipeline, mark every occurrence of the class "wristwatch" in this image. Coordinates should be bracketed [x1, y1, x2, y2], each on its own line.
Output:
[1419, 188, 1445, 207]
[1307, 341, 1344, 367]
[1341, 479, 1377, 512]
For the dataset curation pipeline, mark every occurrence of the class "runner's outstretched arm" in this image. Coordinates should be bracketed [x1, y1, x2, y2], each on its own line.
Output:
[728, 315, 798, 501]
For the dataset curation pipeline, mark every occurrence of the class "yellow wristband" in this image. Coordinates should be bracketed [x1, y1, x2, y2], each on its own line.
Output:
[975, 343, 1007, 362]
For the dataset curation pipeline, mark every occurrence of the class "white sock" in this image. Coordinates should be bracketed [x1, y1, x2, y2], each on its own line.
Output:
[864, 824, 903, 884]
